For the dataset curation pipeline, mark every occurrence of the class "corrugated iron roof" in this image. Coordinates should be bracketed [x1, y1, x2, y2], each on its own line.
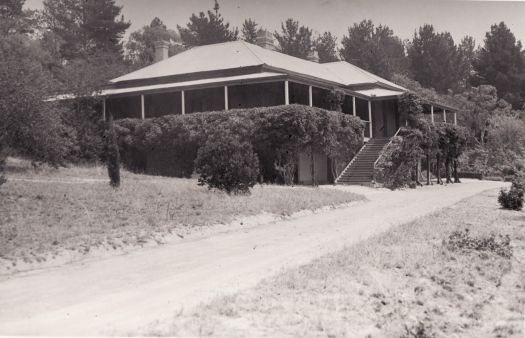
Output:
[102, 72, 285, 96]
[111, 41, 407, 93]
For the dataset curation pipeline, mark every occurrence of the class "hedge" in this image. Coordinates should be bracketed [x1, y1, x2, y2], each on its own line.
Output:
[114, 104, 364, 183]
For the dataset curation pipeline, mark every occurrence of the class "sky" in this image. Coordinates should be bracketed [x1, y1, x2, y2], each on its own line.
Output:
[24, 0, 525, 47]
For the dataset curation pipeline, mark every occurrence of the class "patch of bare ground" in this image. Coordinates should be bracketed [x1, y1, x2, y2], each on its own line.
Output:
[0, 158, 364, 273]
[167, 189, 525, 338]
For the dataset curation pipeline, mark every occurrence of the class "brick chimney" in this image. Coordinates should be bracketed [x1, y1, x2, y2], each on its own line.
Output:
[154, 40, 169, 63]
[307, 50, 319, 63]
[256, 29, 276, 51]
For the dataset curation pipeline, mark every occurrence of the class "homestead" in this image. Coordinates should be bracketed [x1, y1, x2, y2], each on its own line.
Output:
[100, 30, 458, 185]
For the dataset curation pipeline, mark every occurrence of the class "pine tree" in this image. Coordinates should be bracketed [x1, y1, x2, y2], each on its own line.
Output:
[177, 0, 238, 47]
[407, 24, 464, 93]
[42, 0, 130, 60]
[472, 22, 525, 109]
[274, 18, 313, 59]
[242, 18, 258, 44]
[315, 32, 338, 63]
[340, 20, 406, 79]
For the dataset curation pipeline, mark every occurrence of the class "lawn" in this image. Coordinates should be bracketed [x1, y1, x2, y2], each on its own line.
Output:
[166, 189, 525, 337]
[0, 158, 364, 270]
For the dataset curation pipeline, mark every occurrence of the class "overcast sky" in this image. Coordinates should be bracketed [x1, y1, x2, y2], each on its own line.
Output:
[24, 0, 525, 47]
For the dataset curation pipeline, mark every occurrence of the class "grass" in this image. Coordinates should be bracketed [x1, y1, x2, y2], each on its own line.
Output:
[165, 189, 525, 337]
[0, 158, 364, 268]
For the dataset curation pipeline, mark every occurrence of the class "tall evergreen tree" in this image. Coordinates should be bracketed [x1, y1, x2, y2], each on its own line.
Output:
[126, 17, 184, 67]
[242, 18, 258, 44]
[42, 0, 130, 60]
[274, 18, 313, 59]
[315, 31, 338, 63]
[340, 20, 406, 79]
[0, 0, 37, 35]
[407, 24, 466, 93]
[177, 0, 238, 47]
[471, 22, 525, 108]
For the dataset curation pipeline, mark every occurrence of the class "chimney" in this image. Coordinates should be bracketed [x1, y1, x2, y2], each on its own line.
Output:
[307, 50, 319, 63]
[256, 29, 276, 51]
[154, 40, 169, 63]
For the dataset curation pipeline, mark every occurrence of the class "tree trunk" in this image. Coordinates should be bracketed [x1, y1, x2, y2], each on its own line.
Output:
[310, 146, 316, 186]
[436, 154, 443, 185]
[426, 153, 431, 185]
[106, 112, 121, 188]
[453, 159, 461, 183]
[415, 160, 423, 187]
[445, 157, 453, 184]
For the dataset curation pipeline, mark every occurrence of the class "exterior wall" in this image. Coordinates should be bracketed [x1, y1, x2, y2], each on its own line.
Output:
[371, 99, 399, 137]
[298, 151, 329, 185]
[145, 92, 182, 117]
[228, 82, 285, 109]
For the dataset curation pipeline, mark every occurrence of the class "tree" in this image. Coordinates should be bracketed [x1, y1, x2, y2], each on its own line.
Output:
[315, 31, 338, 63]
[177, 0, 238, 47]
[105, 112, 120, 187]
[0, 0, 37, 35]
[241, 18, 258, 44]
[274, 18, 313, 59]
[471, 22, 525, 109]
[340, 20, 406, 79]
[42, 0, 130, 60]
[0, 34, 71, 167]
[125, 17, 184, 67]
[407, 24, 471, 93]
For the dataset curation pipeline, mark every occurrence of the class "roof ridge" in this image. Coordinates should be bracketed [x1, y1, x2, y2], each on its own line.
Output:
[239, 40, 266, 65]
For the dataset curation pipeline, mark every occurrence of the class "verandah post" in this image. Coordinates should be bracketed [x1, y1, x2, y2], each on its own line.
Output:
[224, 85, 229, 110]
[368, 100, 373, 138]
[284, 80, 289, 105]
[102, 98, 106, 121]
[430, 105, 434, 123]
[181, 90, 185, 115]
[308, 85, 313, 107]
[443, 108, 446, 123]
[140, 94, 145, 119]
[352, 96, 356, 116]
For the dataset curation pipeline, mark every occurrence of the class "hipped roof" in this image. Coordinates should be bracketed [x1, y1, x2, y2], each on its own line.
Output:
[111, 41, 407, 94]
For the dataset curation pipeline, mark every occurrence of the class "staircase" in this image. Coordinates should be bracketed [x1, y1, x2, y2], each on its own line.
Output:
[335, 137, 390, 186]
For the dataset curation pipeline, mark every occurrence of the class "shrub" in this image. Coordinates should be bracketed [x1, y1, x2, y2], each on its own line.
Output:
[498, 188, 524, 211]
[114, 105, 363, 183]
[446, 228, 512, 258]
[195, 133, 260, 194]
[0, 144, 6, 188]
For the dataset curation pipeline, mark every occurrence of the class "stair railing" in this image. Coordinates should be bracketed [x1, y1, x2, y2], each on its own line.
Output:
[334, 142, 367, 184]
[373, 128, 402, 170]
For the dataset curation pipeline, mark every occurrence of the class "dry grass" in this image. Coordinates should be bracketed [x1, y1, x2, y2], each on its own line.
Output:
[167, 189, 525, 338]
[0, 158, 363, 267]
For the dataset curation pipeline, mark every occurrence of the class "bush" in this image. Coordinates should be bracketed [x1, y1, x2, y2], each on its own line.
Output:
[195, 134, 259, 194]
[446, 228, 512, 258]
[114, 105, 364, 183]
[498, 188, 524, 211]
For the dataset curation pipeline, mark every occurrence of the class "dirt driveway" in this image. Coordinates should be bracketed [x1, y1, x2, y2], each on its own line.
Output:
[0, 180, 507, 336]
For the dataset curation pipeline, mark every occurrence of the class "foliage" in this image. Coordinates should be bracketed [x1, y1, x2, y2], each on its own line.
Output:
[0, 145, 6, 188]
[398, 92, 424, 125]
[0, 0, 38, 35]
[0, 34, 71, 166]
[114, 105, 364, 184]
[105, 114, 120, 187]
[407, 24, 472, 93]
[274, 18, 313, 59]
[125, 17, 185, 67]
[340, 20, 407, 79]
[195, 133, 260, 194]
[374, 129, 425, 189]
[446, 228, 512, 258]
[42, 0, 130, 60]
[498, 188, 524, 211]
[314, 32, 338, 63]
[471, 22, 525, 109]
[325, 89, 345, 112]
[177, 0, 238, 47]
[485, 113, 525, 171]
[241, 18, 258, 44]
